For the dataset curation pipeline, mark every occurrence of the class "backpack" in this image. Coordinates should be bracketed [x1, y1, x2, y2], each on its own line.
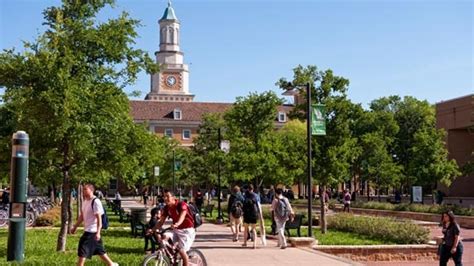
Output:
[230, 201, 243, 219]
[92, 198, 109, 230]
[274, 198, 289, 220]
[243, 197, 258, 221]
[177, 202, 202, 228]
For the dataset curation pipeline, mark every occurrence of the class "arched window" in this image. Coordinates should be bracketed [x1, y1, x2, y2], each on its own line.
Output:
[168, 27, 174, 44]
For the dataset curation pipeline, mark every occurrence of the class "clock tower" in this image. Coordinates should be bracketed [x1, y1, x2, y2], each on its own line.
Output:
[146, 1, 194, 102]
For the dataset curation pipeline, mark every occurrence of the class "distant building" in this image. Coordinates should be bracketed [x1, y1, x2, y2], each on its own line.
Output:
[130, 2, 292, 147]
[436, 94, 474, 197]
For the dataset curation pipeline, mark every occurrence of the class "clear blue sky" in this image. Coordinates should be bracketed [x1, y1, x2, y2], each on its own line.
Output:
[1, 0, 472, 107]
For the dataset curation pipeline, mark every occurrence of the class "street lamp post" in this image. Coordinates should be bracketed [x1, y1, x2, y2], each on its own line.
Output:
[172, 149, 176, 195]
[216, 128, 224, 224]
[305, 82, 313, 237]
[284, 82, 313, 237]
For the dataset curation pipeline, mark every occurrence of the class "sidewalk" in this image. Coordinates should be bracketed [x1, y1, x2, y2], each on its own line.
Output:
[193, 222, 358, 266]
[119, 198, 358, 266]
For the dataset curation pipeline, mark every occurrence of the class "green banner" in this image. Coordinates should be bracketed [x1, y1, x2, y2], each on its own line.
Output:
[174, 160, 182, 171]
[311, 104, 326, 136]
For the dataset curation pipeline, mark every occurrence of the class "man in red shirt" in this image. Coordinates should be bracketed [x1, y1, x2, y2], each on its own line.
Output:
[151, 189, 195, 266]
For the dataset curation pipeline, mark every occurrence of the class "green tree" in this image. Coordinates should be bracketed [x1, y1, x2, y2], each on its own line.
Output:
[0, 0, 157, 251]
[277, 65, 359, 233]
[370, 96, 460, 194]
[275, 120, 307, 197]
[224, 91, 284, 191]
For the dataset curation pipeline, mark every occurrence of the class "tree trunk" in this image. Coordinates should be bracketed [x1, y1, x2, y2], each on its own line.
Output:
[67, 192, 73, 232]
[320, 185, 327, 234]
[56, 169, 71, 252]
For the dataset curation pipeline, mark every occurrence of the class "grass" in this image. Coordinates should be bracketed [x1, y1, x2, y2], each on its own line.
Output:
[0, 228, 145, 265]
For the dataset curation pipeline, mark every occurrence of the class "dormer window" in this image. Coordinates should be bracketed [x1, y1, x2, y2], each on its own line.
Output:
[278, 112, 287, 123]
[173, 108, 182, 120]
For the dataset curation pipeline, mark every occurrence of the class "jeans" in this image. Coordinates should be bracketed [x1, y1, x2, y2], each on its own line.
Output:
[275, 219, 287, 247]
[439, 242, 463, 266]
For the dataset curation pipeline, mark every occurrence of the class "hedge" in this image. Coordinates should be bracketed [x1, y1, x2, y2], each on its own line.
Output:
[327, 213, 429, 244]
[351, 201, 473, 216]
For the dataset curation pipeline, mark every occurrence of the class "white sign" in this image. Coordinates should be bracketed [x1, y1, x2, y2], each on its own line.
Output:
[154, 166, 160, 177]
[220, 140, 230, 153]
[412, 186, 423, 203]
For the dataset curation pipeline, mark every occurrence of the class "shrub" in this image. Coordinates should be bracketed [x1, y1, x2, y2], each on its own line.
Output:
[35, 206, 61, 226]
[351, 201, 473, 216]
[328, 213, 429, 244]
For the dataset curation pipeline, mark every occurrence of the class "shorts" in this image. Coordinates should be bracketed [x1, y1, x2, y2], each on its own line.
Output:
[78, 232, 106, 259]
[164, 228, 196, 252]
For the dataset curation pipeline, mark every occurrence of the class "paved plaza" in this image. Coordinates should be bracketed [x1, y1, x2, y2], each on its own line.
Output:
[121, 199, 473, 266]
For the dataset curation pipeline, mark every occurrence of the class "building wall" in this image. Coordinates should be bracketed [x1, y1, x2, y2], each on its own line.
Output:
[436, 95, 474, 197]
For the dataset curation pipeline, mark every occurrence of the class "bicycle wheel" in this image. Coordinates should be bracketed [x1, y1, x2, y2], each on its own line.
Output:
[142, 251, 171, 266]
[187, 249, 207, 266]
[0, 210, 8, 227]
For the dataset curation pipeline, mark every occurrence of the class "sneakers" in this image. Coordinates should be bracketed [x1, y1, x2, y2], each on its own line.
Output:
[280, 246, 287, 249]
[112, 263, 119, 266]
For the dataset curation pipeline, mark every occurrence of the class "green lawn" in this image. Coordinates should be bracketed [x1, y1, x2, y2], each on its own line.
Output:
[0, 228, 145, 265]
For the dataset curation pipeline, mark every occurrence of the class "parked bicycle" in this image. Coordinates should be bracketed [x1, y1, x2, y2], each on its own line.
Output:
[142, 227, 207, 266]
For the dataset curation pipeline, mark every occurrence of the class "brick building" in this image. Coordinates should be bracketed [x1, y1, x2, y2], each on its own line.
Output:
[436, 94, 474, 197]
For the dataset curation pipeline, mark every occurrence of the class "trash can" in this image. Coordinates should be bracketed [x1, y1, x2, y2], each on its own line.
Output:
[130, 207, 147, 225]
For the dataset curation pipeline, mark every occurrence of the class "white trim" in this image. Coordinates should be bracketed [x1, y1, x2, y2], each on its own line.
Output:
[278, 112, 287, 122]
[173, 108, 182, 120]
[182, 129, 191, 140]
[165, 128, 173, 138]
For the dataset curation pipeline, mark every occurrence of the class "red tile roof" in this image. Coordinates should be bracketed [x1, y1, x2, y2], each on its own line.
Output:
[130, 100, 233, 121]
[130, 100, 294, 122]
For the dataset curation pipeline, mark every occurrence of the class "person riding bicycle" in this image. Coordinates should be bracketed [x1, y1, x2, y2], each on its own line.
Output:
[149, 189, 195, 266]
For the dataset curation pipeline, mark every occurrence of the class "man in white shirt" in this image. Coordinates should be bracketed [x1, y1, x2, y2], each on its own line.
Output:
[71, 183, 118, 266]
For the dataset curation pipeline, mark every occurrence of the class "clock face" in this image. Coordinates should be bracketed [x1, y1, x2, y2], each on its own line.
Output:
[166, 75, 177, 87]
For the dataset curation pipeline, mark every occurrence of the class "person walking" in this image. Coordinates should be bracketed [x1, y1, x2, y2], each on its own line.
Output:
[142, 187, 149, 206]
[343, 189, 351, 212]
[271, 188, 294, 249]
[228, 186, 245, 242]
[439, 211, 463, 266]
[242, 184, 259, 249]
[70, 183, 118, 266]
[194, 189, 204, 214]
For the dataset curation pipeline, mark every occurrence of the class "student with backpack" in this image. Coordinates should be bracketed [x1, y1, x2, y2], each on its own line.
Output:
[242, 184, 260, 249]
[228, 186, 245, 242]
[271, 188, 294, 249]
[70, 183, 118, 266]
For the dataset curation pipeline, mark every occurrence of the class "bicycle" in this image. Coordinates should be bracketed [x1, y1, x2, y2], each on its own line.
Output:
[142, 227, 207, 266]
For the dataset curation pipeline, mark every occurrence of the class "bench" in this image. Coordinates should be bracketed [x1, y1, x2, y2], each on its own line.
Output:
[202, 204, 214, 217]
[285, 214, 304, 237]
[130, 218, 146, 238]
[118, 208, 130, 223]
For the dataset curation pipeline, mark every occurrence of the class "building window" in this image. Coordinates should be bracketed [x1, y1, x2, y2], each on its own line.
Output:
[165, 128, 173, 138]
[149, 125, 155, 133]
[182, 129, 191, 140]
[174, 108, 182, 120]
[278, 112, 287, 122]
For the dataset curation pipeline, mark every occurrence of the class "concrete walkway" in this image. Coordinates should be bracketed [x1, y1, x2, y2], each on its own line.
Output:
[117, 198, 358, 266]
[193, 222, 358, 266]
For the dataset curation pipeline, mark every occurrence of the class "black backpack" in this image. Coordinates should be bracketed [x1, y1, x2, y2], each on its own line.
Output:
[230, 201, 243, 219]
[92, 198, 109, 230]
[177, 202, 202, 228]
[243, 197, 258, 220]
